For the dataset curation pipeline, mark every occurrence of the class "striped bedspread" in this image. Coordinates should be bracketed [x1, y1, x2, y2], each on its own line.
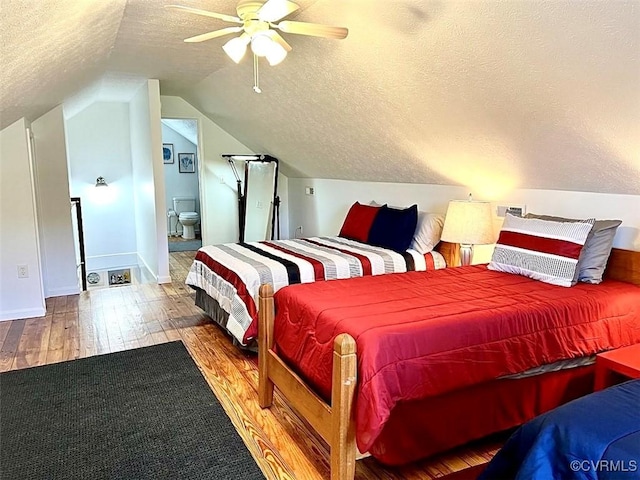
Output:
[186, 236, 446, 345]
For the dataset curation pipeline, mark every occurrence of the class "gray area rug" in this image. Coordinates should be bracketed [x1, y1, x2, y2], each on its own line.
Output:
[0, 342, 264, 480]
[169, 239, 202, 252]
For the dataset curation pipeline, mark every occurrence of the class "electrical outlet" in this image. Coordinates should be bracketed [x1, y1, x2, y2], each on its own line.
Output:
[295, 226, 304, 237]
[305, 186, 315, 196]
[256, 200, 263, 209]
[17, 264, 28, 278]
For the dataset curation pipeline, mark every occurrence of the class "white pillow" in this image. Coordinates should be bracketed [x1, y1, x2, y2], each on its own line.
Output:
[487, 214, 594, 287]
[410, 212, 445, 254]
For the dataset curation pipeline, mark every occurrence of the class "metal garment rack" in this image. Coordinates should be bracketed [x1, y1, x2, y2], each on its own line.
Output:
[223, 154, 280, 242]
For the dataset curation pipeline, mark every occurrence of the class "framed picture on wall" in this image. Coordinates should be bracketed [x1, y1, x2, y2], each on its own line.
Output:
[163, 144, 174, 164]
[178, 153, 196, 173]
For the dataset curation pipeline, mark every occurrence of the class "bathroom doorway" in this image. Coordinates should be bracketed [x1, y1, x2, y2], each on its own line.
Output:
[161, 118, 202, 253]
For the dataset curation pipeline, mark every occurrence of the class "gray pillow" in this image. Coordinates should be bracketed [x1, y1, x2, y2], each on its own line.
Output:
[525, 214, 622, 284]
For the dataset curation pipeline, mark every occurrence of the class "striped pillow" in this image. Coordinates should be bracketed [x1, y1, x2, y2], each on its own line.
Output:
[488, 214, 595, 287]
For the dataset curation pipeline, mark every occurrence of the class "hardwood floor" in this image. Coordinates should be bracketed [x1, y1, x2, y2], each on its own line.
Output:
[0, 251, 501, 479]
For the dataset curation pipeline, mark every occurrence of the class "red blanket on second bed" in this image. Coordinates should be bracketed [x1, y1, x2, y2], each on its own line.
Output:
[272, 265, 640, 454]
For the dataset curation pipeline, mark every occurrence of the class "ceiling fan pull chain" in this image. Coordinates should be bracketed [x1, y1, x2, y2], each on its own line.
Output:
[253, 53, 262, 94]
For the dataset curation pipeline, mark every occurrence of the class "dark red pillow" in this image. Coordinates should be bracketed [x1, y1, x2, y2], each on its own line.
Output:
[339, 202, 381, 243]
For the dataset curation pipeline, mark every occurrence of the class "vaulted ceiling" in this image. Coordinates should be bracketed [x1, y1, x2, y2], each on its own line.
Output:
[1, 0, 638, 195]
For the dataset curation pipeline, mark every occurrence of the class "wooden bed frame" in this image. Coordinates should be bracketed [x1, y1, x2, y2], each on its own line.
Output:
[257, 247, 640, 480]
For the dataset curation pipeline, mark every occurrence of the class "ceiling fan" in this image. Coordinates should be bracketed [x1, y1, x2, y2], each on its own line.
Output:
[166, 0, 348, 68]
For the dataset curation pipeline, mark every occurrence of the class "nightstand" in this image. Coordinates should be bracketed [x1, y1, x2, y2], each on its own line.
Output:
[594, 343, 640, 391]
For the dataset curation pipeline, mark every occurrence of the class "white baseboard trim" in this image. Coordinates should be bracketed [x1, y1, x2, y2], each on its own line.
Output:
[137, 253, 158, 283]
[45, 285, 81, 298]
[157, 275, 172, 284]
[0, 307, 47, 322]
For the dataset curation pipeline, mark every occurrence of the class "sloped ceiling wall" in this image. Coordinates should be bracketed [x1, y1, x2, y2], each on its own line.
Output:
[1, 0, 638, 195]
[161, 119, 198, 145]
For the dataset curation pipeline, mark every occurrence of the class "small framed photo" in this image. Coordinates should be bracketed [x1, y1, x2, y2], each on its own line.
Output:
[163, 144, 174, 164]
[178, 153, 196, 173]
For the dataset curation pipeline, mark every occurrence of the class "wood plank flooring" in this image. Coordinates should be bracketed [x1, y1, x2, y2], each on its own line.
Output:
[0, 251, 501, 479]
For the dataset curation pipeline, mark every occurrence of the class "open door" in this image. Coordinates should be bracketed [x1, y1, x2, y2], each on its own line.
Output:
[70, 197, 87, 291]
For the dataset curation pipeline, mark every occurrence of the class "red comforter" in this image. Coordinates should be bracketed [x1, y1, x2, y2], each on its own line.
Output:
[273, 265, 640, 454]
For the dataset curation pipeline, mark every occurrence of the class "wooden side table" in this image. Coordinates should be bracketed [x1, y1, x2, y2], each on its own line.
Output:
[594, 343, 640, 391]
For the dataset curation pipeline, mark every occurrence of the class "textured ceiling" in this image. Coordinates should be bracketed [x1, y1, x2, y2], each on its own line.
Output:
[1, 0, 639, 195]
[162, 118, 198, 145]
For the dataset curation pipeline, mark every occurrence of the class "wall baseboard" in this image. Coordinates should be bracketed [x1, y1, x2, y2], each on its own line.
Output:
[0, 307, 47, 322]
[45, 285, 81, 298]
[137, 253, 157, 284]
[157, 275, 172, 284]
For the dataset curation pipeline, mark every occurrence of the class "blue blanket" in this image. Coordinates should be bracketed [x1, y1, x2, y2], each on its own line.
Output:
[480, 380, 640, 480]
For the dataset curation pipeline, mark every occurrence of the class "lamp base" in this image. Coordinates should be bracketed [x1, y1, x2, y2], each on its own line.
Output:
[460, 244, 474, 266]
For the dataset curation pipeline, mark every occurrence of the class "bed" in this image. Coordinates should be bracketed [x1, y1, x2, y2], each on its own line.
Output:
[479, 379, 640, 480]
[257, 247, 640, 480]
[185, 236, 454, 346]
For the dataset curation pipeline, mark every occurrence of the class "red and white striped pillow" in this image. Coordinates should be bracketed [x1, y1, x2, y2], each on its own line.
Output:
[488, 214, 595, 287]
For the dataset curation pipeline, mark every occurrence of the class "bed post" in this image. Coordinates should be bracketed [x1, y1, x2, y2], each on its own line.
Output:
[331, 334, 357, 480]
[258, 284, 275, 408]
[436, 241, 461, 267]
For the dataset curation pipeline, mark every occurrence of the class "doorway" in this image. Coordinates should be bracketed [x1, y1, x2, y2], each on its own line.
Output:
[161, 118, 202, 253]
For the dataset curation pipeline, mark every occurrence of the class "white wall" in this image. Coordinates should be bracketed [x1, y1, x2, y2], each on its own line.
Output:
[130, 80, 169, 283]
[31, 105, 79, 297]
[287, 178, 640, 263]
[0, 118, 46, 320]
[66, 102, 138, 271]
[161, 122, 199, 235]
[160, 96, 290, 244]
[277, 172, 289, 240]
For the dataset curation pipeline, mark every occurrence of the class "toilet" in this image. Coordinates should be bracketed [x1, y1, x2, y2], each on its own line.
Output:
[173, 197, 200, 240]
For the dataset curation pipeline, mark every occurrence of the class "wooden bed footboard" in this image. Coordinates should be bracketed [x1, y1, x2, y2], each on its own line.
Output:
[258, 284, 358, 480]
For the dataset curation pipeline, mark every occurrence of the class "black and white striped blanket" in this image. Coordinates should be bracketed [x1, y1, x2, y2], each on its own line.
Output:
[186, 236, 446, 345]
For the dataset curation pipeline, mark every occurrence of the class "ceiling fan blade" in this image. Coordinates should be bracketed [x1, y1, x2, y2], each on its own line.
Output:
[184, 26, 243, 43]
[258, 0, 300, 23]
[276, 21, 348, 39]
[269, 31, 292, 52]
[165, 5, 242, 24]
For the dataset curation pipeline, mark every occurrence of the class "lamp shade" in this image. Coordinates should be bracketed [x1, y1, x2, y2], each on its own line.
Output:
[222, 36, 249, 64]
[250, 33, 273, 57]
[266, 42, 287, 66]
[441, 199, 494, 245]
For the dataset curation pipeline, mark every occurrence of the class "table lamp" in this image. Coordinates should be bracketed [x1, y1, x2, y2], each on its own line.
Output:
[441, 197, 494, 266]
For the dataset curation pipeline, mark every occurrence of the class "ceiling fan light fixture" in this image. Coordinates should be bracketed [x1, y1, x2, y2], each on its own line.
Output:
[223, 36, 249, 63]
[170, 0, 349, 91]
[266, 43, 287, 66]
[250, 33, 274, 57]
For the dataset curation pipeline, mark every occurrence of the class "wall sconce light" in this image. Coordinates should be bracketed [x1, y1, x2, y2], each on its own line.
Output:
[95, 176, 108, 187]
